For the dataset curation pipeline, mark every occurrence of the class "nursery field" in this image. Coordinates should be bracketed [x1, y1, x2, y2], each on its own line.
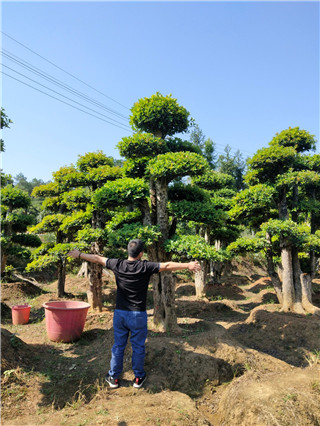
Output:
[1, 262, 320, 426]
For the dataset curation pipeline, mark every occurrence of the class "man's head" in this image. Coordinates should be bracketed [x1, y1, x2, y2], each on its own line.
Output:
[127, 239, 144, 259]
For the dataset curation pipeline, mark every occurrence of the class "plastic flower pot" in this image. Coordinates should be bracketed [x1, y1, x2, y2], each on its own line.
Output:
[12, 304, 31, 325]
[43, 301, 90, 343]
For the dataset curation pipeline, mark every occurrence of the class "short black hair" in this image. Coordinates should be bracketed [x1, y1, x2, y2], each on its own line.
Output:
[127, 239, 144, 258]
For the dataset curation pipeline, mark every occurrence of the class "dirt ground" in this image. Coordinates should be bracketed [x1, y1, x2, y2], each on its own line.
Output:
[1, 264, 320, 426]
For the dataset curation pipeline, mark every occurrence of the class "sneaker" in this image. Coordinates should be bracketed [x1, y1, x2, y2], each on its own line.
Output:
[105, 374, 119, 388]
[133, 374, 147, 388]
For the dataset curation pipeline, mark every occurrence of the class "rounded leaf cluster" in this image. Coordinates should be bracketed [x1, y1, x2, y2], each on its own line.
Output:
[246, 145, 296, 184]
[227, 237, 266, 255]
[105, 210, 142, 232]
[117, 133, 166, 159]
[168, 183, 209, 203]
[77, 151, 113, 172]
[93, 178, 149, 209]
[1, 185, 31, 209]
[169, 200, 226, 226]
[129, 92, 190, 138]
[165, 235, 227, 261]
[270, 127, 316, 153]
[108, 223, 162, 247]
[192, 171, 235, 191]
[147, 152, 207, 181]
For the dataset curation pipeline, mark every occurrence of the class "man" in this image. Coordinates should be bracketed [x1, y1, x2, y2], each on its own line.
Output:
[68, 239, 201, 389]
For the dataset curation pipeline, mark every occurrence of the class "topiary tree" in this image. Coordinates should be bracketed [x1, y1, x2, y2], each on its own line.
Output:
[231, 127, 320, 315]
[1, 184, 41, 275]
[117, 93, 209, 331]
[28, 151, 122, 305]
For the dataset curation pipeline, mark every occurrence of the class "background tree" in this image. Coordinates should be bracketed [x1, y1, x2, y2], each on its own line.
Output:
[28, 152, 123, 305]
[217, 144, 246, 190]
[230, 127, 320, 315]
[1, 184, 41, 276]
[1, 107, 12, 152]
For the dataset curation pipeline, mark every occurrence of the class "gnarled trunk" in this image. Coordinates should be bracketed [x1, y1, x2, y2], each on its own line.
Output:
[87, 240, 103, 311]
[57, 257, 67, 297]
[195, 260, 208, 298]
[149, 178, 180, 332]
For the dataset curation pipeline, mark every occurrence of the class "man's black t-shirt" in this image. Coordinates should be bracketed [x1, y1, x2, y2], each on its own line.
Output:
[105, 259, 160, 311]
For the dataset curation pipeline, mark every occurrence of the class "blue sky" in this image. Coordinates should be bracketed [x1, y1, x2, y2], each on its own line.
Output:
[1, 1, 319, 182]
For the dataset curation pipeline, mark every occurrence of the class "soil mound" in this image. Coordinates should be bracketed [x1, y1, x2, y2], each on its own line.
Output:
[211, 366, 320, 426]
[1, 282, 44, 305]
[1, 328, 33, 372]
[231, 307, 320, 366]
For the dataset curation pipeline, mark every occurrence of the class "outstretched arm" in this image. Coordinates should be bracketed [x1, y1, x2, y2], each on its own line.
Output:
[159, 261, 201, 273]
[68, 250, 107, 266]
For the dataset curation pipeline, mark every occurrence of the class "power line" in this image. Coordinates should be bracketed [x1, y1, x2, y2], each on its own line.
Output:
[1, 31, 130, 111]
[2, 71, 132, 133]
[2, 64, 132, 131]
[2, 49, 129, 122]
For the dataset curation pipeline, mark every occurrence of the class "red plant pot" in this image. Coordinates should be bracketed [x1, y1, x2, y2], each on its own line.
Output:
[43, 301, 90, 343]
[12, 304, 31, 325]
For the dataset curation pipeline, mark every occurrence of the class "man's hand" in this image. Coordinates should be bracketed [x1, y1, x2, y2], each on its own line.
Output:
[68, 250, 81, 259]
[188, 261, 201, 272]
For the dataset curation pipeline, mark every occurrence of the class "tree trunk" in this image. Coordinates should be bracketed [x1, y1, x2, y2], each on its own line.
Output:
[195, 260, 208, 298]
[57, 257, 67, 297]
[291, 247, 305, 314]
[1, 254, 8, 275]
[265, 234, 283, 304]
[149, 178, 180, 332]
[78, 262, 89, 277]
[87, 242, 103, 311]
[280, 245, 295, 312]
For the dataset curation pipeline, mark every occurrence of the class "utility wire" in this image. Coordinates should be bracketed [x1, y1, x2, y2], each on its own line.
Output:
[1, 31, 130, 111]
[2, 71, 132, 132]
[2, 64, 132, 131]
[2, 49, 129, 122]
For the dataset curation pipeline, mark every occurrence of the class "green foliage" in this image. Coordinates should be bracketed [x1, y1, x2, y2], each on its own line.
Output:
[76, 226, 106, 244]
[1, 185, 31, 210]
[129, 92, 190, 138]
[14, 173, 46, 195]
[227, 237, 266, 255]
[76, 151, 113, 172]
[270, 127, 316, 153]
[169, 200, 226, 226]
[3, 212, 36, 233]
[31, 182, 59, 198]
[86, 165, 122, 185]
[165, 235, 228, 261]
[122, 157, 150, 178]
[246, 145, 296, 185]
[93, 178, 149, 209]
[229, 184, 278, 228]
[147, 151, 207, 181]
[29, 214, 65, 234]
[61, 187, 91, 210]
[107, 223, 162, 247]
[11, 233, 42, 248]
[192, 170, 235, 191]
[1, 173, 14, 187]
[168, 183, 209, 203]
[1, 107, 12, 152]
[118, 133, 166, 158]
[216, 145, 246, 190]
[51, 166, 86, 190]
[26, 254, 57, 272]
[105, 210, 142, 232]
[59, 209, 93, 233]
[260, 219, 309, 246]
[165, 137, 202, 155]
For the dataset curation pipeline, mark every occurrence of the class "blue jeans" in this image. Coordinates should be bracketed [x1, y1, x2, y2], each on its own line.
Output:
[109, 309, 148, 379]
